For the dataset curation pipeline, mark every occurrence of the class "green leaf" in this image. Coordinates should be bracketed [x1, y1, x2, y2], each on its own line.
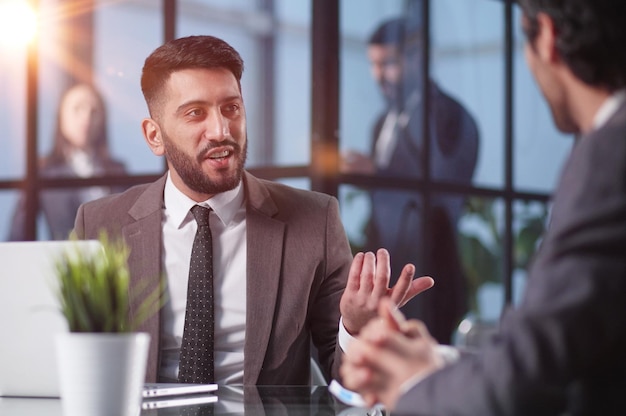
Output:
[54, 231, 164, 333]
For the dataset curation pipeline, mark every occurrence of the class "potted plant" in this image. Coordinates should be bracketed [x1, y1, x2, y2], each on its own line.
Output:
[54, 233, 162, 416]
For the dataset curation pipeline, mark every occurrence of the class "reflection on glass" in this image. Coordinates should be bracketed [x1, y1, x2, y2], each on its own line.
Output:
[455, 197, 504, 348]
[339, 185, 371, 253]
[341, 16, 479, 182]
[0, 23, 27, 179]
[7, 84, 127, 241]
[91, 0, 163, 174]
[512, 199, 549, 304]
[276, 177, 310, 192]
[458, 197, 504, 316]
[431, 0, 504, 189]
[0, 191, 18, 242]
[273, 14, 312, 167]
[340, 9, 478, 345]
[454, 198, 549, 348]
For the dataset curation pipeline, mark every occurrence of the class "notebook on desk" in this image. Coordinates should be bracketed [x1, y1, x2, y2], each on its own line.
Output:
[143, 383, 218, 399]
[142, 384, 218, 410]
[0, 240, 102, 398]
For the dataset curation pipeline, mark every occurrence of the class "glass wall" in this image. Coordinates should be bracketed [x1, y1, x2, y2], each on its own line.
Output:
[0, 0, 569, 345]
[1, 0, 33, 240]
[92, 0, 163, 174]
[432, 0, 505, 189]
[339, 0, 497, 343]
[176, 0, 313, 168]
[338, 0, 568, 345]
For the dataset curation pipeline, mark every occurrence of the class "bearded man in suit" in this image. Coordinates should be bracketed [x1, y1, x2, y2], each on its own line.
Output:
[341, 0, 626, 414]
[73, 35, 433, 386]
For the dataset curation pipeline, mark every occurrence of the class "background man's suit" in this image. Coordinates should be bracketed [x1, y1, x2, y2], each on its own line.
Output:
[394, 102, 626, 415]
[365, 80, 479, 344]
[73, 171, 353, 384]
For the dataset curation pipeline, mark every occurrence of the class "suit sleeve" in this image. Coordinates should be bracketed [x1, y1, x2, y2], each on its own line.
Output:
[310, 196, 353, 381]
[395, 127, 626, 415]
[72, 203, 87, 239]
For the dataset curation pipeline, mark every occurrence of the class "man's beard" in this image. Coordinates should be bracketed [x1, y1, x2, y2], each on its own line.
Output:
[380, 79, 399, 105]
[162, 131, 247, 196]
[381, 76, 422, 108]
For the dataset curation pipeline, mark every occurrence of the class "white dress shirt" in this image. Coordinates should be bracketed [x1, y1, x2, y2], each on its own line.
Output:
[159, 173, 247, 384]
[592, 89, 626, 130]
[374, 91, 420, 169]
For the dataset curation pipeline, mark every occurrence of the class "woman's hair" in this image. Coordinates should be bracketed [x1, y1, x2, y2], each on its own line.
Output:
[42, 83, 115, 168]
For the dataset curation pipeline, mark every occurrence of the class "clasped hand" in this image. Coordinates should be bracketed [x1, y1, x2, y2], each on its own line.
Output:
[340, 298, 445, 409]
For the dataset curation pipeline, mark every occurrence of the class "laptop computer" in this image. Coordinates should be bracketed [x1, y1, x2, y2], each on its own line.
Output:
[0, 240, 103, 398]
[0, 240, 219, 402]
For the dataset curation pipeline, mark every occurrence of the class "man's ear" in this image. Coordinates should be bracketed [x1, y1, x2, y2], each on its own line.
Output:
[534, 12, 559, 64]
[142, 118, 165, 156]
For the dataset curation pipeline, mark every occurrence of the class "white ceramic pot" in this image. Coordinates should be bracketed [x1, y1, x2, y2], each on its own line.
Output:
[55, 332, 150, 416]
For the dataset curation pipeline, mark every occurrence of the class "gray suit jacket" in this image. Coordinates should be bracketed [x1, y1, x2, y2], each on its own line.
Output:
[394, 103, 626, 415]
[73, 171, 352, 385]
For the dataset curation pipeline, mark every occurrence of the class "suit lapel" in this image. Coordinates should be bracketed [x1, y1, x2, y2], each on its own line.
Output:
[124, 174, 166, 382]
[124, 176, 165, 294]
[120, 172, 287, 383]
[242, 172, 285, 384]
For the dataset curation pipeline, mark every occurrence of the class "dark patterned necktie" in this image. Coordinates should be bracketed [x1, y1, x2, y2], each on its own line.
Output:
[179, 205, 215, 384]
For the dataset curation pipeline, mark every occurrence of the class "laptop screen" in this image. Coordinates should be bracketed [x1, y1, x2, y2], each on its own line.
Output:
[0, 240, 102, 398]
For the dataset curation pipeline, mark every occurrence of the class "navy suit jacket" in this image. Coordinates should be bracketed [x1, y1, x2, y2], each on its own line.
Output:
[365, 81, 479, 343]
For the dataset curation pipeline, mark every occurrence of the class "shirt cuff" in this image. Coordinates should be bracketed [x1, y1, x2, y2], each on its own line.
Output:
[398, 344, 460, 395]
[338, 316, 356, 352]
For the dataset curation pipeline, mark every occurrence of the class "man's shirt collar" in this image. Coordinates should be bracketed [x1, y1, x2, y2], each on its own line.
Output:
[164, 172, 245, 228]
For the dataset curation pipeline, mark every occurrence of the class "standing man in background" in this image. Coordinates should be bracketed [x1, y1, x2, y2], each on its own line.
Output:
[341, 1, 626, 414]
[341, 16, 479, 344]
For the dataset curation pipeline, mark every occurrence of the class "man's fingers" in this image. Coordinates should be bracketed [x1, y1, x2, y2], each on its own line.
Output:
[402, 319, 431, 339]
[409, 275, 435, 296]
[388, 263, 414, 305]
[346, 252, 365, 291]
[397, 275, 434, 308]
[359, 251, 377, 293]
[378, 297, 406, 332]
[371, 248, 392, 300]
[340, 362, 372, 393]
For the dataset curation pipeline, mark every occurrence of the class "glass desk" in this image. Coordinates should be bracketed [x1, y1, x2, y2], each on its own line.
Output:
[0, 385, 385, 415]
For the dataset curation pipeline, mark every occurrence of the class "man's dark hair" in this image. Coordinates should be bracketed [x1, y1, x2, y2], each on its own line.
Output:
[140, 35, 244, 115]
[368, 17, 407, 47]
[368, 16, 424, 59]
[518, 0, 626, 91]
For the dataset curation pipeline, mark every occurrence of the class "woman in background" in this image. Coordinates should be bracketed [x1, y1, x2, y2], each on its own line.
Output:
[8, 83, 126, 240]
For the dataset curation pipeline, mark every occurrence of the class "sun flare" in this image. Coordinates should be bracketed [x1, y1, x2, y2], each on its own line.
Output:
[0, 1, 38, 49]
